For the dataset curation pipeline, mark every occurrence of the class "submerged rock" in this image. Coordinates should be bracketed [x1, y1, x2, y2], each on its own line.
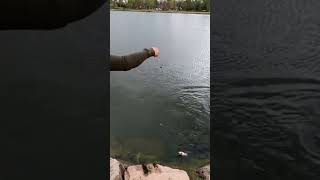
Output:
[124, 163, 190, 180]
[196, 164, 210, 180]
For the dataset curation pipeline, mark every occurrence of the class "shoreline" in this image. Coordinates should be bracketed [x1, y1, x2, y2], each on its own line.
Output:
[111, 8, 210, 15]
[110, 157, 210, 180]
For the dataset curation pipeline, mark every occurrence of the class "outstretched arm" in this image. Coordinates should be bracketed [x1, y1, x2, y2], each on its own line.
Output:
[110, 48, 159, 71]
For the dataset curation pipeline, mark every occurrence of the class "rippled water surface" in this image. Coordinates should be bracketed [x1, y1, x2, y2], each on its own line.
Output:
[110, 11, 210, 166]
[213, 1, 320, 179]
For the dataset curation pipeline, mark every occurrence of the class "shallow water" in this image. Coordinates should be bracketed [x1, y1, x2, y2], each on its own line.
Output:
[110, 11, 210, 165]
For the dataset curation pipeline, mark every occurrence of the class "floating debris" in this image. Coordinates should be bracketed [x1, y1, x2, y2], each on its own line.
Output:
[178, 151, 188, 157]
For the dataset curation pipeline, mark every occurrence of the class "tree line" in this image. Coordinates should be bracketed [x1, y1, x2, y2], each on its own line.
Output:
[111, 0, 209, 12]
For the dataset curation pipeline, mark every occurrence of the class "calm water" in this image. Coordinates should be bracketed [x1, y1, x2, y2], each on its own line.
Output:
[213, 1, 320, 179]
[110, 11, 210, 165]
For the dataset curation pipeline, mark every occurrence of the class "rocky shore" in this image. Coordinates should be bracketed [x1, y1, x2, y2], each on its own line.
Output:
[110, 158, 210, 180]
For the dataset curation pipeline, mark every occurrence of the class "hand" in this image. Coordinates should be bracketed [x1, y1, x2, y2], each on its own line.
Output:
[151, 47, 160, 57]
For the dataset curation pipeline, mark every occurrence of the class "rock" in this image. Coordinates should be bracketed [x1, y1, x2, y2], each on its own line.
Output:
[196, 165, 210, 180]
[110, 158, 123, 180]
[124, 163, 190, 180]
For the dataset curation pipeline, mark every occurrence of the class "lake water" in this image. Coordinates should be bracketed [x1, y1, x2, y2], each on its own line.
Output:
[110, 11, 210, 168]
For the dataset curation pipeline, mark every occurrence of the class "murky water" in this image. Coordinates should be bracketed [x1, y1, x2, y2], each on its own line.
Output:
[213, 1, 320, 179]
[110, 11, 210, 166]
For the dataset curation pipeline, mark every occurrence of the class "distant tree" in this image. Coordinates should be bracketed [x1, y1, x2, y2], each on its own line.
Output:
[202, 0, 209, 11]
[181, 0, 188, 10]
[136, 0, 144, 8]
[176, 1, 182, 10]
[110, 0, 114, 8]
[167, 0, 176, 10]
[193, 0, 201, 11]
[145, 0, 155, 9]
[166, 0, 170, 9]
[119, 0, 127, 8]
[172, 0, 176, 10]
[111, 0, 208, 11]
[186, 0, 192, 11]
[159, 1, 165, 10]
[127, 0, 134, 8]
[110, 0, 118, 8]
[154, 0, 159, 8]
[162, 1, 169, 10]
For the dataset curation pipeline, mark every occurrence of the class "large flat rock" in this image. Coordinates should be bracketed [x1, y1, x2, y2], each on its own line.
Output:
[124, 164, 190, 180]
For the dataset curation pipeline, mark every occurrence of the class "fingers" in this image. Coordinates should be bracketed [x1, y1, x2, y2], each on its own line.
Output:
[151, 47, 160, 57]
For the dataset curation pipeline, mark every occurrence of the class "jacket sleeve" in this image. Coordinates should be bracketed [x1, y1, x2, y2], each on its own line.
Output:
[110, 49, 153, 71]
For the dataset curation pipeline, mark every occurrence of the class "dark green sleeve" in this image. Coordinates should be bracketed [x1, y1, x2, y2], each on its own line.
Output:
[110, 49, 153, 71]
